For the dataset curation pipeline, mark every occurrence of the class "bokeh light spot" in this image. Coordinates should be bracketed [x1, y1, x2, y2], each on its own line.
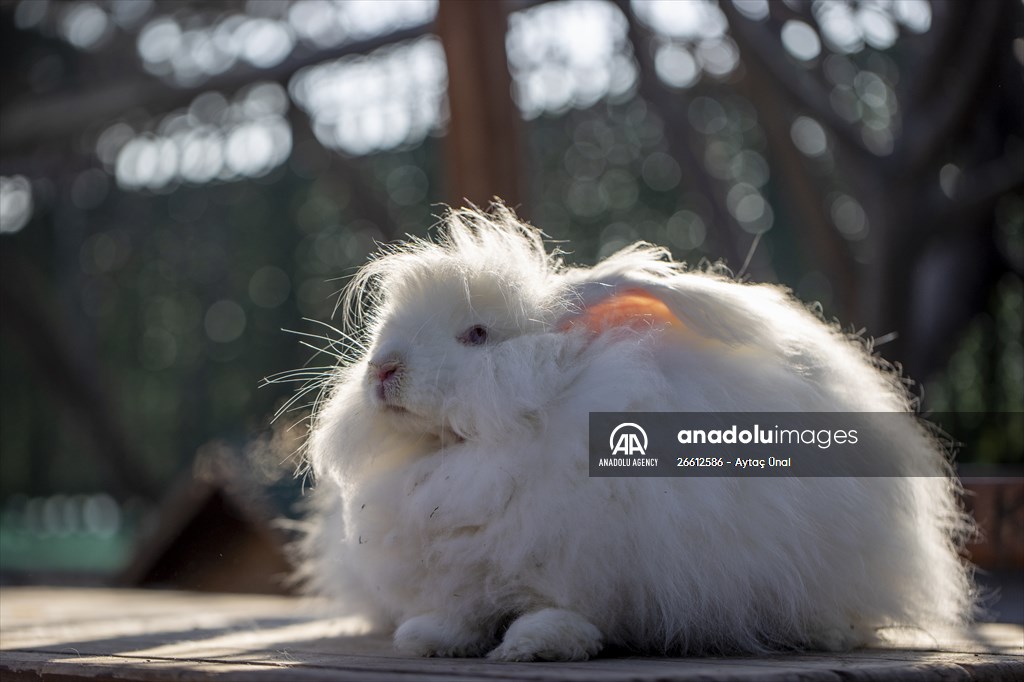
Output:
[655, 44, 699, 89]
[632, 0, 726, 41]
[696, 37, 740, 78]
[82, 494, 122, 537]
[781, 20, 821, 61]
[0, 176, 34, 234]
[666, 210, 707, 250]
[857, 6, 897, 50]
[60, 2, 112, 50]
[205, 300, 247, 343]
[790, 116, 828, 157]
[642, 152, 682, 192]
[238, 18, 295, 69]
[688, 96, 727, 135]
[939, 163, 962, 199]
[727, 183, 774, 233]
[830, 193, 869, 240]
[733, 0, 770, 22]
[138, 17, 181, 64]
[894, 0, 932, 33]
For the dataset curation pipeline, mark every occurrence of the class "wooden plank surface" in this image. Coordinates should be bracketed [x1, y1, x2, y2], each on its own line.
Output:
[1, 588, 1021, 681]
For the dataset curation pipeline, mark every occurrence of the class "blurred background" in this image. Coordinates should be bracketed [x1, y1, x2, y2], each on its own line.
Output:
[0, 0, 1021, 611]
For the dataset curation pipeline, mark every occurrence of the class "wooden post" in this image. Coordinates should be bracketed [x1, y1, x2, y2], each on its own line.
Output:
[435, 0, 525, 212]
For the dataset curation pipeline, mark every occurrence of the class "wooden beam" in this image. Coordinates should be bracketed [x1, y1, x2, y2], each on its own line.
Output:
[435, 0, 525, 212]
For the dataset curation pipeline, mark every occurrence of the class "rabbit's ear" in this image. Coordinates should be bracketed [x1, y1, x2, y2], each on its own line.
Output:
[557, 287, 720, 347]
[558, 288, 677, 333]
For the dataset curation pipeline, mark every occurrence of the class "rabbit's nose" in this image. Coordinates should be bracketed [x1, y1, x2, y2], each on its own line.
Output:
[369, 355, 403, 386]
[369, 356, 403, 404]
[375, 360, 400, 384]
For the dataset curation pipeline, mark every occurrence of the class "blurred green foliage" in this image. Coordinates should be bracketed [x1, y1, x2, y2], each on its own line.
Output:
[1, 0, 1020, 580]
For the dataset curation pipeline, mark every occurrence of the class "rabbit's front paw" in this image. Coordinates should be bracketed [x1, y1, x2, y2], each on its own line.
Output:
[487, 608, 603, 661]
[394, 613, 492, 657]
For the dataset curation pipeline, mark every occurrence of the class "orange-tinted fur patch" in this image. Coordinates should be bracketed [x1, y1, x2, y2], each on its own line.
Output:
[561, 288, 706, 343]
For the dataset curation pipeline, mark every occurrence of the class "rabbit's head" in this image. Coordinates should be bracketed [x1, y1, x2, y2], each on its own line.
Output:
[343, 207, 577, 441]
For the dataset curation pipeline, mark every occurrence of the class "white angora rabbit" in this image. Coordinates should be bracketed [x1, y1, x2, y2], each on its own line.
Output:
[296, 206, 972, 661]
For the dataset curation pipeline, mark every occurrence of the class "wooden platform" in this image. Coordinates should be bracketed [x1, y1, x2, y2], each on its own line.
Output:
[0, 588, 1021, 681]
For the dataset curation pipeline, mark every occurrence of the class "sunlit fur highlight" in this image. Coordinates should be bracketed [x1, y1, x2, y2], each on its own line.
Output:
[295, 204, 974, 660]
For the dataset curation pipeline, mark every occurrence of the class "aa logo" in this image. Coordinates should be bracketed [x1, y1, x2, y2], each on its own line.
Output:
[609, 423, 648, 456]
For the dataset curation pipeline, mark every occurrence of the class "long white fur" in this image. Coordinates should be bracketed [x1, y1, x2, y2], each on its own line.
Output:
[296, 205, 973, 659]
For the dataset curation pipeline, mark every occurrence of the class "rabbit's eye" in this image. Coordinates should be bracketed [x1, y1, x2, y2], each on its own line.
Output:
[457, 325, 488, 346]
